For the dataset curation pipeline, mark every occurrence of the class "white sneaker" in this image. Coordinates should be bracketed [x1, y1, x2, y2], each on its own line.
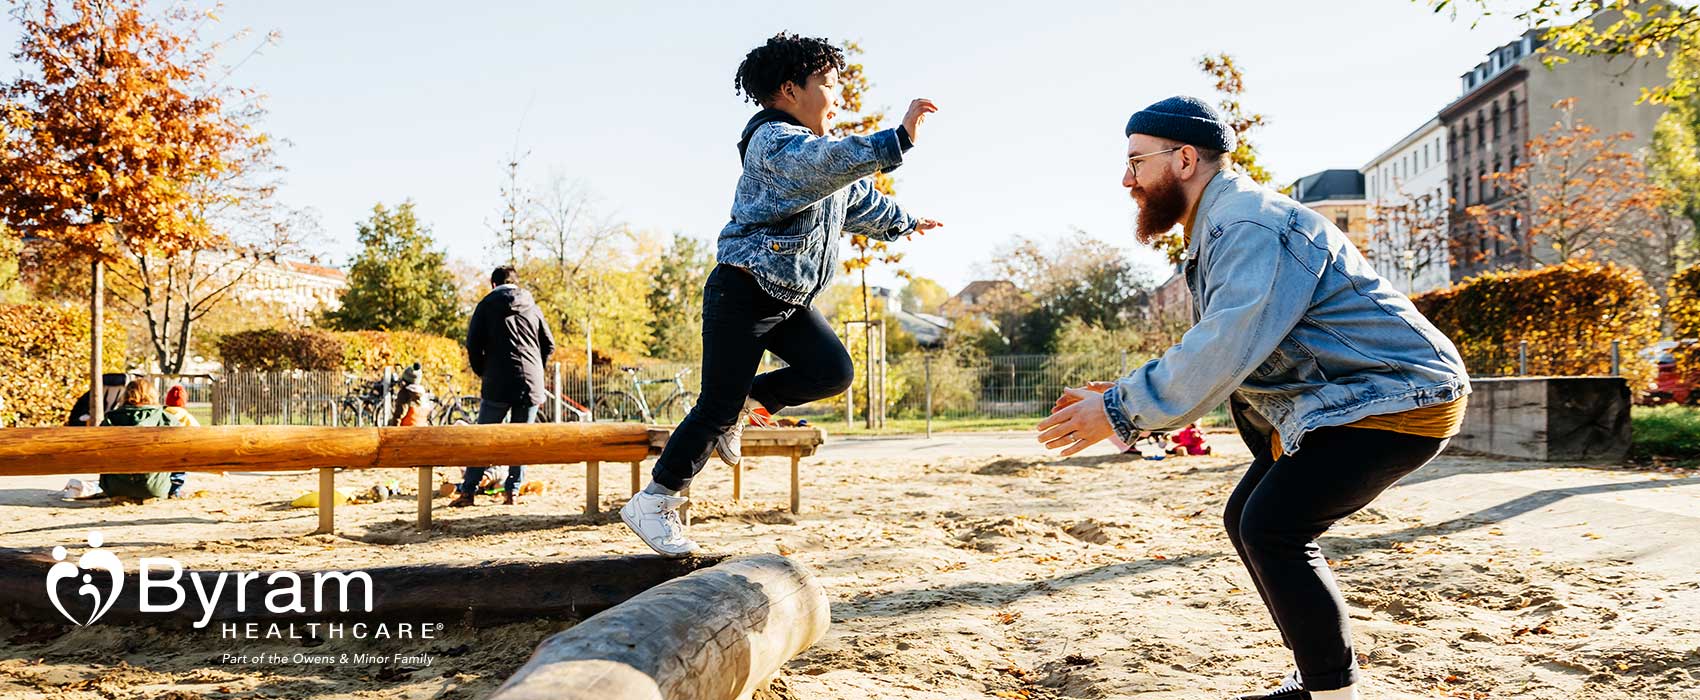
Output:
[620, 491, 699, 557]
[713, 412, 747, 467]
[712, 399, 775, 467]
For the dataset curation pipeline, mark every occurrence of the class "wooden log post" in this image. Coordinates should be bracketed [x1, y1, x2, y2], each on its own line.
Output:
[629, 461, 642, 495]
[789, 450, 801, 515]
[490, 555, 829, 700]
[586, 461, 601, 514]
[732, 459, 743, 502]
[417, 466, 433, 529]
[316, 467, 336, 535]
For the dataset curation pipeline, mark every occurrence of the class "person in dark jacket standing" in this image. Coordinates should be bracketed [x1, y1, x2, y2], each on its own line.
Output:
[456, 266, 555, 506]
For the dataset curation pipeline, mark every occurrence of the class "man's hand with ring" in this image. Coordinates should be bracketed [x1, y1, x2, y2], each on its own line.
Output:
[1036, 387, 1117, 456]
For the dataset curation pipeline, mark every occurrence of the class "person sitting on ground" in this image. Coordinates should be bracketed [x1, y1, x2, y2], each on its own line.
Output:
[99, 379, 179, 503]
[160, 384, 199, 498]
[1167, 423, 1212, 456]
[391, 382, 431, 427]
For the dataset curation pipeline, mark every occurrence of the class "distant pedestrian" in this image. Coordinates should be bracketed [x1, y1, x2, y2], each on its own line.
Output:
[458, 265, 555, 507]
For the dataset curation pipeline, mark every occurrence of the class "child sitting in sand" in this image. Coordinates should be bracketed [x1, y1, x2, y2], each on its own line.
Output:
[1167, 423, 1213, 456]
[392, 383, 431, 427]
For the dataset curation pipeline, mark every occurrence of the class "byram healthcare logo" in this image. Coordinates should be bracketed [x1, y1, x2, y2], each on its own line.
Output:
[45, 531, 123, 626]
[44, 531, 379, 630]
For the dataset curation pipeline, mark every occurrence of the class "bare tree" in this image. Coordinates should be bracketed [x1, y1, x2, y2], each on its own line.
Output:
[532, 173, 626, 279]
[1364, 183, 1451, 292]
[488, 148, 538, 265]
[104, 204, 318, 375]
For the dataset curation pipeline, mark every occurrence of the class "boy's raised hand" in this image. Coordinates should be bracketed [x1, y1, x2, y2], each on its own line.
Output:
[904, 218, 943, 241]
[903, 99, 938, 143]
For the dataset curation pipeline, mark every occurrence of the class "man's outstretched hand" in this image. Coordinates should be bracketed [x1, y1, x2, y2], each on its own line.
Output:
[1036, 387, 1116, 457]
[1051, 381, 1113, 413]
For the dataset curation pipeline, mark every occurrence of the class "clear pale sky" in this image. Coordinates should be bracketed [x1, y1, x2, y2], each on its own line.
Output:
[1, 1, 1534, 293]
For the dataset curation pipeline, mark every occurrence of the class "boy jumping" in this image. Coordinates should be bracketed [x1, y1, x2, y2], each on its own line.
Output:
[621, 32, 941, 556]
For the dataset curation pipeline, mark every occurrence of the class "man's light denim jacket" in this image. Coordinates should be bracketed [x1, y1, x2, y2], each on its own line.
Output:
[717, 118, 919, 306]
[1103, 170, 1471, 456]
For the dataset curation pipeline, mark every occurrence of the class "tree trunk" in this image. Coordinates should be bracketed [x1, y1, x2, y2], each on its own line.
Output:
[861, 267, 873, 430]
[171, 292, 193, 374]
[88, 259, 104, 427]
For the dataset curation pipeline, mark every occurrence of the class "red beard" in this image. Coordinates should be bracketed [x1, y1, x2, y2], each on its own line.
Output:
[1131, 170, 1188, 246]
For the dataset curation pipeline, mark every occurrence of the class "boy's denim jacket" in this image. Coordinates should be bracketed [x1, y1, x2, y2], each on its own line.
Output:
[717, 112, 919, 306]
[1103, 170, 1471, 456]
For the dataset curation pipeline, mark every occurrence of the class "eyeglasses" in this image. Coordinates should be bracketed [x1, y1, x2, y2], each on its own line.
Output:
[1126, 147, 1182, 177]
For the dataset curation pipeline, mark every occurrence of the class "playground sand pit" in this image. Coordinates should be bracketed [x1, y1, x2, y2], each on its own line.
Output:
[2, 432, 1698, 698]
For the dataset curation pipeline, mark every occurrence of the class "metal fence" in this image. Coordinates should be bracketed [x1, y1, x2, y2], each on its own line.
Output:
[211, 370, 358, 426]
[1457, 339, 1630, 379]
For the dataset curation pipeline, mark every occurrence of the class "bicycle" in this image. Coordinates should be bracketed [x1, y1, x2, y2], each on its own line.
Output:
[536, 389, 593, 423]
[593, 368, 697, 424]
[337, 374, 386, 426]
[429, 373, 482, 426]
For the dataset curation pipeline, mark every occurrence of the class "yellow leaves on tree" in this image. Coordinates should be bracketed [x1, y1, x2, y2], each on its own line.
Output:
[1464, 99, 1668, 269]
[1412, 260, 1662, 389]
[0, 0, 259, 260]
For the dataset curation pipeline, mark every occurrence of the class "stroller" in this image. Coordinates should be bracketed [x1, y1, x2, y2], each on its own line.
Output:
[66, 372, 135, 426]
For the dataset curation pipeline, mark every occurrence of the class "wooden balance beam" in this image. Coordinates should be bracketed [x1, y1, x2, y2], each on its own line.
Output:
[0, 423, 825, 535]
[0, 423, 650, 535]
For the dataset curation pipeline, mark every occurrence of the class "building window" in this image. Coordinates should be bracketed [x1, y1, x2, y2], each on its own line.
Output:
[1508, 93, 1519, 133]
[1492, 102, 1502, 139]
[1476, 112, 1486, 146]
[1336, 213, 1351, 232]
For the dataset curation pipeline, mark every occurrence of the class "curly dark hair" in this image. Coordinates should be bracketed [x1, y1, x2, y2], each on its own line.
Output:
[734, 32, 846, 105]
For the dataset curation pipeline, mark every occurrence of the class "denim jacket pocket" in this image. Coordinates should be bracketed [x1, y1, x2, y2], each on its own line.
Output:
[747, 223, 826, 295]
[1250, 336, 1320, 383]
[763, 231, 810, 255]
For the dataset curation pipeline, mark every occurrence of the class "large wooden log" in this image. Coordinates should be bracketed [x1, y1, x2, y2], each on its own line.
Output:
[0, 423, 653, 476]
[0, 426, 379, 475]
[0, 549, 725, 628]
[491, 554, 829, 700]
[377, 423, 651, 468]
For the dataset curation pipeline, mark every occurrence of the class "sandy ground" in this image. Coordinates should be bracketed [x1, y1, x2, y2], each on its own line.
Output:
[1, 431, 1697, 699]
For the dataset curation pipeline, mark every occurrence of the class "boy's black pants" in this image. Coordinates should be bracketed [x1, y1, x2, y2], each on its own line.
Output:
[651, 264, 853, 491]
